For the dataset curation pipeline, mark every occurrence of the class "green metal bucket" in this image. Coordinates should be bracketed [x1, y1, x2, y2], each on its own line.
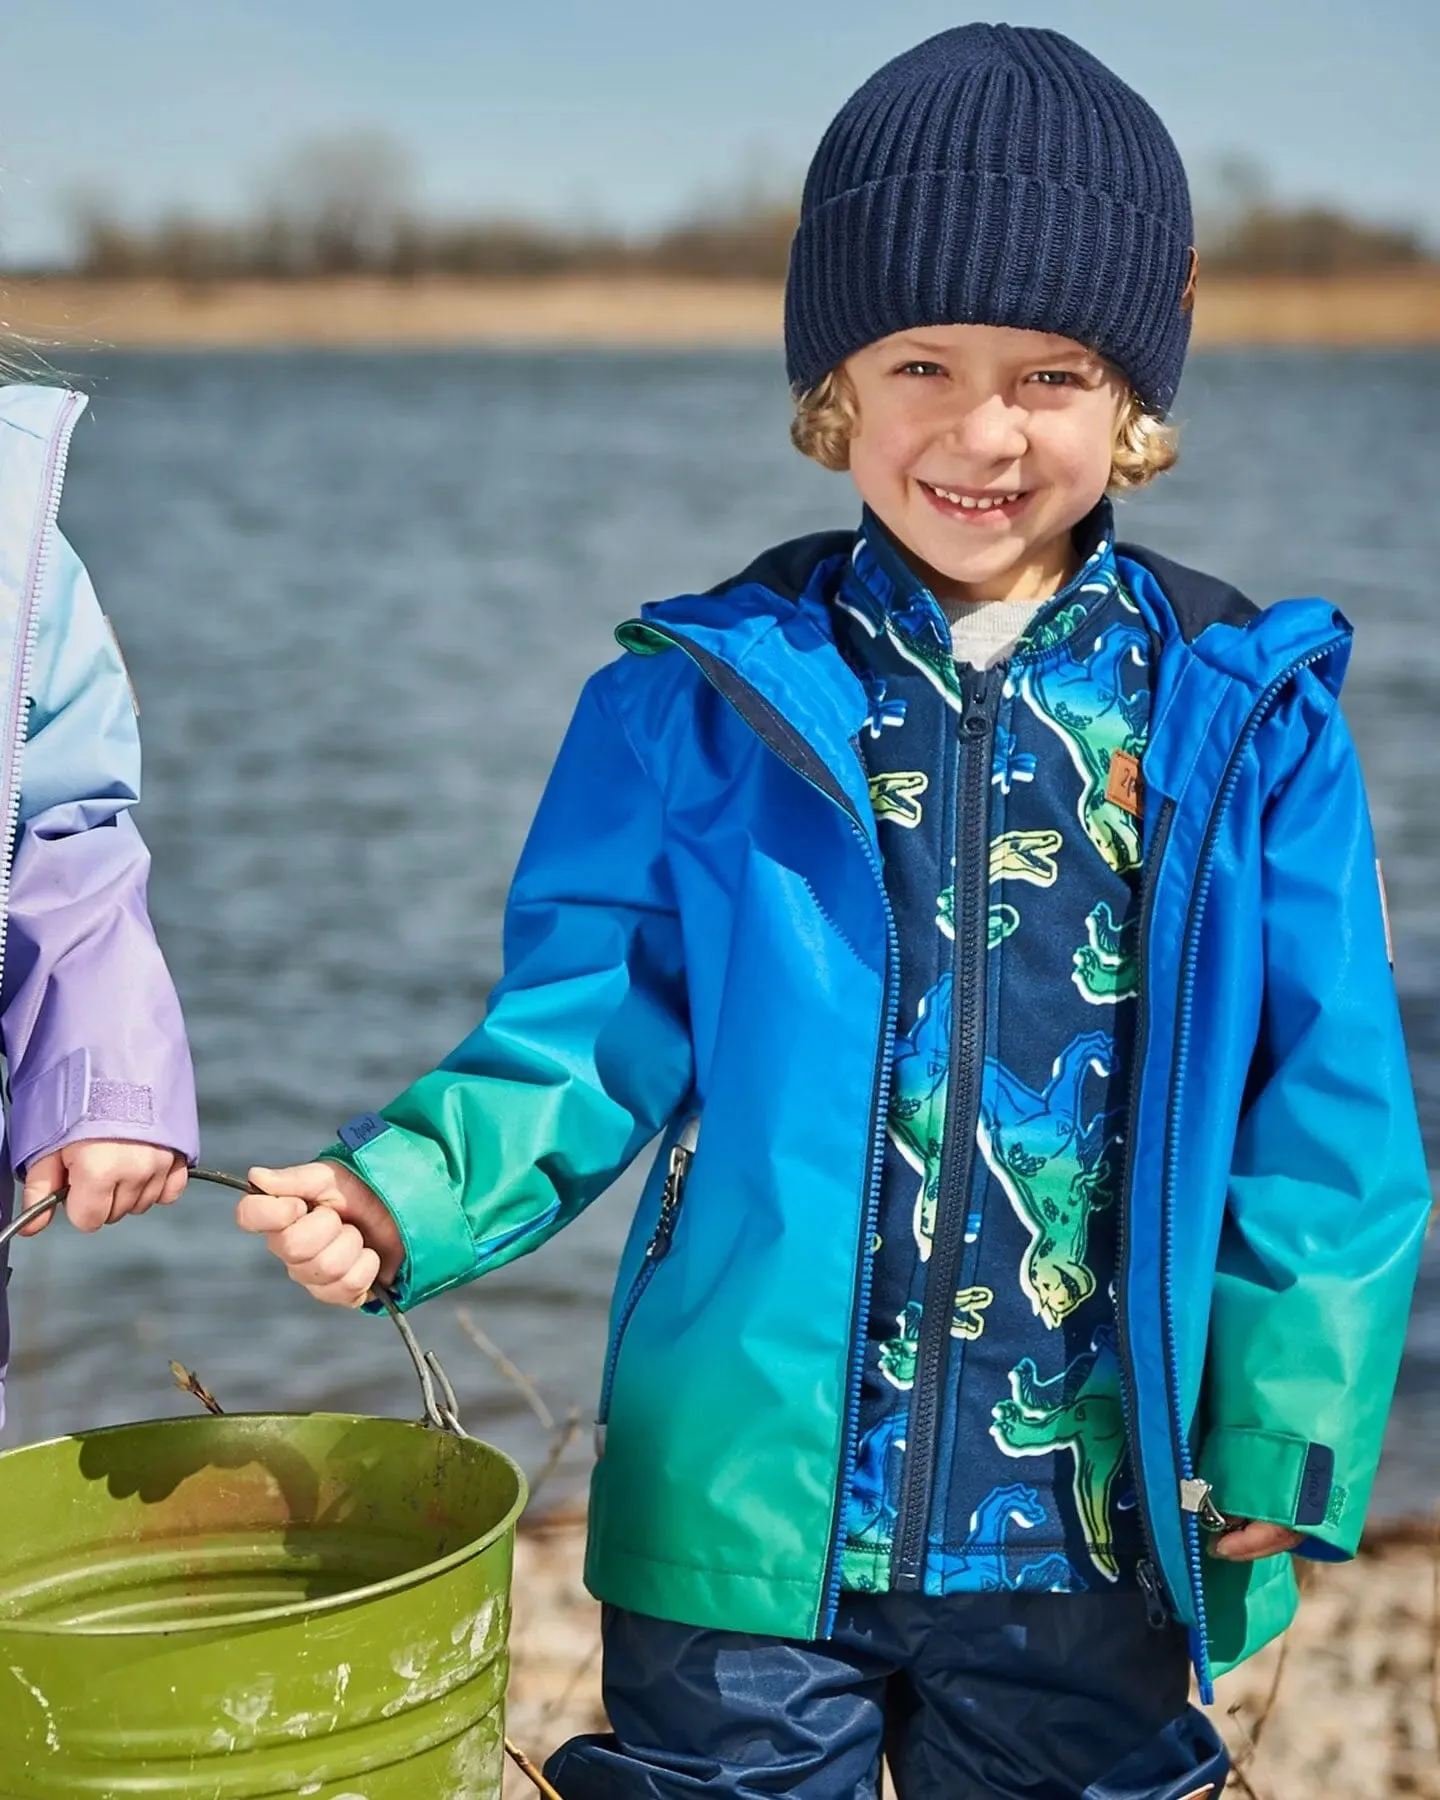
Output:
[0, 1179, 529, 1798]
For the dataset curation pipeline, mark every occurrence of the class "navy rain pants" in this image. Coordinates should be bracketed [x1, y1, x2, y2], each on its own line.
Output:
[546, 1593, 1229, 1799]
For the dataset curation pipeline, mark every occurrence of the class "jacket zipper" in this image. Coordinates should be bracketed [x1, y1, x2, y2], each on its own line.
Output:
[596, 1119, 698, 1432]
[1155, 633, 1350, 1700]
[622, 624, 899, 1636]
[0, 390, 84, 1000]
[892, 664, 1001, 1588]
[820, 743, 901, 1633]
[1113, 795, 1177, 1637]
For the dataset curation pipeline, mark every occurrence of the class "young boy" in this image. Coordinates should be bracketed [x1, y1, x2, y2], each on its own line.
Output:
[239, 25, 1430, 1800]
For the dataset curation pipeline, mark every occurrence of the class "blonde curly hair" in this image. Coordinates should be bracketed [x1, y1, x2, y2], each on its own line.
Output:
[790, 364, 1177, 492]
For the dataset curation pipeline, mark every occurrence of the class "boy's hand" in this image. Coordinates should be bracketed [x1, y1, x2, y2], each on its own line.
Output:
[19, 1141, 187, 1236]
[238, 1162, 404, 1308]
[1208, 1520, 1305, 1562]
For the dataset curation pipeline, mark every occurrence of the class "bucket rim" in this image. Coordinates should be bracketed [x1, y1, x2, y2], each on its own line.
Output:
[0, 1411, 530, 1639]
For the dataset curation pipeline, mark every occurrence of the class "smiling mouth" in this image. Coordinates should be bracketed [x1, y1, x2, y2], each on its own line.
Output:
[919, 481, 1029, 518]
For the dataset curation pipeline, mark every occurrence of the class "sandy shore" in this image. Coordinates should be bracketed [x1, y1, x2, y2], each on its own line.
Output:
[3, 271, 1440, 352]
[502, 1511, 1440, 1799]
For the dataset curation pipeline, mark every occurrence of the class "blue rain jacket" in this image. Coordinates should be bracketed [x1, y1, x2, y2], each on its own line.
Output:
[332, 530, 1431, 1691]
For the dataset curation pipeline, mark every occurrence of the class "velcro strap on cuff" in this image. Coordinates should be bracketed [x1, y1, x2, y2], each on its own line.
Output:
[1198, 1426, 1346, 1534]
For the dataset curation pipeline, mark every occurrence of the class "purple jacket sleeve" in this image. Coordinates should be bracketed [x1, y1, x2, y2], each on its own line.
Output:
[1, 533, 197, 1171]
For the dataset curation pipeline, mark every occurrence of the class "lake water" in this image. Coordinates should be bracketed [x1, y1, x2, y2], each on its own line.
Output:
[3, 347, 1437, 1520]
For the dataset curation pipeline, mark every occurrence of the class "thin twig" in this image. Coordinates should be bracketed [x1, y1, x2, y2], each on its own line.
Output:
[1232, 1633, 1290, 1769]
[505, 1735, 564, 1800]
[537, 1632, 603, 1735]
[1227, 1757, 1266, 1800]
[169, 1361, 224, 1415]
[528, 1408, 581, 1505]
[457, 1307, 557, 1432]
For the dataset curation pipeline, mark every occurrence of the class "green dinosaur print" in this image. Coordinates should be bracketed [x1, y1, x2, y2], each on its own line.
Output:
[977, 1031, 1123, 1328]
[1072, 902, 1139, 1005]
[1019, 600, 1087, 655]
[935, 830, 1058, 957]
[1021, 620, 1149, 873]
[936, 887, 1019, 951]
[990, 829, 1063, 887]
[989, 1324, 1129, 1583]
[889, 977, 951, 1258]
[869, 769, 928, 828]
[879, 1288, 995, 1390]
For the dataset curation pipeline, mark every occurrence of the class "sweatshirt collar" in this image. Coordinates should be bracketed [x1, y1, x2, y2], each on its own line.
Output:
[845, 498, 1122, 664]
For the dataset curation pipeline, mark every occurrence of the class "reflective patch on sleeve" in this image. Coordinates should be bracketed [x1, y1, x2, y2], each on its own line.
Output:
[1376, 858, 1394, 967]
[104, 614, 140, 717]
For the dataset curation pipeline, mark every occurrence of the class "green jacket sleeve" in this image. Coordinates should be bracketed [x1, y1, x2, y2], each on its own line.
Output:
[327, 668, 694, 1307]
[1201, 699, 1431, 1556]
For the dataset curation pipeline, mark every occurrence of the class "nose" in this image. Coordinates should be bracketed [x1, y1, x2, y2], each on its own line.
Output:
[941, 393, 1027, 465]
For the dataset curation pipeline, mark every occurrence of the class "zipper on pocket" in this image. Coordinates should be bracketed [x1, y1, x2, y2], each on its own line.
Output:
[595, 1119, 699, 1446]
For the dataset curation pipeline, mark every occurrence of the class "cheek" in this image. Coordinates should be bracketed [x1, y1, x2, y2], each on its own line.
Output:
[848, 406, 928, 491]
[1035, 412, 1117, 495]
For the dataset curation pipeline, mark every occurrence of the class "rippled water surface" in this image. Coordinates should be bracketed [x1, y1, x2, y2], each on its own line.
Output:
[4, 349, 1437, 1517]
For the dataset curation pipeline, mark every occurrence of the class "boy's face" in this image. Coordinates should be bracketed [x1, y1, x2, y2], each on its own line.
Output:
[843, 324, 1128, 606]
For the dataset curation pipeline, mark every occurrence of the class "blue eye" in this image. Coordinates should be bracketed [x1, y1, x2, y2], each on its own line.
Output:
[1029, 370, 1077, 387]
[896, 361, 946, 378]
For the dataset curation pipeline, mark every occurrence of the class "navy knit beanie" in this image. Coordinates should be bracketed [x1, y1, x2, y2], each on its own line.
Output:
[785, 24, 1195, 415]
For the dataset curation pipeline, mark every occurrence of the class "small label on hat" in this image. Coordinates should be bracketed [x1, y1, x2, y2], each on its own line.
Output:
[1106, 749, 1143, 818]
[1181, 247, 1200, 314]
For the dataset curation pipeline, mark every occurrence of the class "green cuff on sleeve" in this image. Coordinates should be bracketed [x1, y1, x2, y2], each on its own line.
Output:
[321, 1122, 478, 1309]
[1199, 1425, 1357, 1553]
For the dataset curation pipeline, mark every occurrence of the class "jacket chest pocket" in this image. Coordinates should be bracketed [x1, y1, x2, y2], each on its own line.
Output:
[595, 1118, 699, 1447]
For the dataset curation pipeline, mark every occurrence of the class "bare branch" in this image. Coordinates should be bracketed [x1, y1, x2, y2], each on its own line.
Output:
[456, 1308, 556, 1433]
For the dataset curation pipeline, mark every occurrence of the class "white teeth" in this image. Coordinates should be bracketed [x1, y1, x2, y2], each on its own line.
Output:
[929, 485, 1018, 510]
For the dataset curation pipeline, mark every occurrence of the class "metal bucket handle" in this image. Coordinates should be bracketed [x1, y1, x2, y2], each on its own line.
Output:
[1, 1166, 470, 1438]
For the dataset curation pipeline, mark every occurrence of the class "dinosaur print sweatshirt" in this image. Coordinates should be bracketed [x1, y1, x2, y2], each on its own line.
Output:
[834, 498, 1151, 1598]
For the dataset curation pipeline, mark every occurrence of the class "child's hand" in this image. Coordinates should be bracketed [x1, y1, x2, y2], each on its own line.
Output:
[1208, 1520, 1305, 1562]
[238, 1162, 405, 1308]
[19, 1141, 187, 1236]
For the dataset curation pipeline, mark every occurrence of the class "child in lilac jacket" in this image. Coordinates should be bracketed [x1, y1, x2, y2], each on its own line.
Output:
[0, 384, 197, 1406]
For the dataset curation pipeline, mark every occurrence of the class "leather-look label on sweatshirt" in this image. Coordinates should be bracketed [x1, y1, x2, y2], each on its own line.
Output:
[1105, 748, 1143, 818]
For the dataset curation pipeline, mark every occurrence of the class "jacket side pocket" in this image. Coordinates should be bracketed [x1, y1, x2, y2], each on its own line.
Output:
[595, 1117, 699, 1448]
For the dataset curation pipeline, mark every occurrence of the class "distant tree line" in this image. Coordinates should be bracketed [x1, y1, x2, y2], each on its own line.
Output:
[50, 133, 1435, 283]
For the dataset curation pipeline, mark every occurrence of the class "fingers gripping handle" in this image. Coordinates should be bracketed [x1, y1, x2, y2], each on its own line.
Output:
[2, 1166, 469, 1437]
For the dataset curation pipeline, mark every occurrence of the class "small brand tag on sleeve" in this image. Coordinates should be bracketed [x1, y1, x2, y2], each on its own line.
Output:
[1105, 749, 1144, 818]
[338, 1112, 389, 1153]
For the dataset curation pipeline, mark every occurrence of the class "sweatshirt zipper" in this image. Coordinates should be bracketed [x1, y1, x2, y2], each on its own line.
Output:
[0, 390, 84, 1001]
[624, 625, 899, 1636]
[892, 664, 1001, 1588]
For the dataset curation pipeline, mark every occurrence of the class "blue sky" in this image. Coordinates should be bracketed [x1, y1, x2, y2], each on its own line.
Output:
[1, 0, 1435, 264]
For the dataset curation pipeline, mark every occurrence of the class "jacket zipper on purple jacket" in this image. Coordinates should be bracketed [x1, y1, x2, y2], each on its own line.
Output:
[0, 390, 84, 1000]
